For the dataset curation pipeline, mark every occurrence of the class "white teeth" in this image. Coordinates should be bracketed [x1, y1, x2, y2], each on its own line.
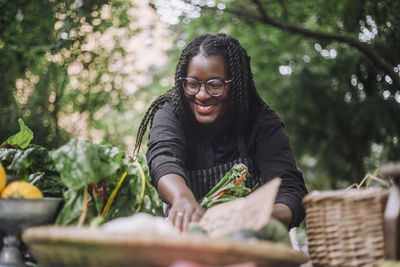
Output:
[196, 104, 213, 111]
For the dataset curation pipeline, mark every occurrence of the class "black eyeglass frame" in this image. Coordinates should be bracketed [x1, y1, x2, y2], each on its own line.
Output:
[179, 77, 233, 97]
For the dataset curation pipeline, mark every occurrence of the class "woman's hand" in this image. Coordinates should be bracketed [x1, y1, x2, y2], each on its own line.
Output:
[157, 173, 205, 232]
[168, 196, 205, 232]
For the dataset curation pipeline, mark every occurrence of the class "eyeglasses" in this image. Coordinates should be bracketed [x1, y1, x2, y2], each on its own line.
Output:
[179, 77, 232, 97]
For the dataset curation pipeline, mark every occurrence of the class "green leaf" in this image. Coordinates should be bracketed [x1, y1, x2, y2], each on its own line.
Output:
[51, 139, 123, 190]
[1, 118, 33, 149]
[55, 188, 85, 225]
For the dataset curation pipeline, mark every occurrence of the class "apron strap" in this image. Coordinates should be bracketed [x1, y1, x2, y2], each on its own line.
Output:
[236, 127, 247, 158]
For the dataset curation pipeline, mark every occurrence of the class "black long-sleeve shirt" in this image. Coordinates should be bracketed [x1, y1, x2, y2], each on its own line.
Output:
[146, 102, 307, 228]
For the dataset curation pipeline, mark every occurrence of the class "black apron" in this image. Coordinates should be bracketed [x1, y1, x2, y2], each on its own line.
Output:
[185, 129, 260, 200]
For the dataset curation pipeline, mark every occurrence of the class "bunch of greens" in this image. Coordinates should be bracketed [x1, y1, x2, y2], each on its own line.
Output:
[199, 163, 254, 209]
[52, 139, 163, 226]
[0, 119, 65, 197]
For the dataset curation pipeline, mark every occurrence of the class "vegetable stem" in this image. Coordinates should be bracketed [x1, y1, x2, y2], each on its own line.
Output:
[101, 172, 127, 218]
[211, 169, 248, 201]
[133, 160, 146, 214]
[101, 179, 105, 203]
[203, 169, 233, 198]
[78, 185, 89, 227]
[90, 182, 99, 197]
[234, 169, 248, 185]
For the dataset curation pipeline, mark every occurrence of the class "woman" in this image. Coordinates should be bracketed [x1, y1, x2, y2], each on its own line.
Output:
[134, 33, 307, 231]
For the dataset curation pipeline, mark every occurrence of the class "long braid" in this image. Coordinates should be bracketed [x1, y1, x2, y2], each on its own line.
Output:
[133, 33, 266, 156]
[227, 43, 248, 126]
[133, 90, 173, 157]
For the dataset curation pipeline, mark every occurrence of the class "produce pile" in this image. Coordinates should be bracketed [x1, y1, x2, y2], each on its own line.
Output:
[0, 119, 163, 226]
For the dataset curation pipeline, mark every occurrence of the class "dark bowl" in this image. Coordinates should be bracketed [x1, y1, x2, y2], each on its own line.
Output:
[0, 197, 62, 234]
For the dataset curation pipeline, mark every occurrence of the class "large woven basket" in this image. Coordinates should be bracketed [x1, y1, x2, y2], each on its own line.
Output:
[22, 226, 308, 267]
[303, 188, 389, 267]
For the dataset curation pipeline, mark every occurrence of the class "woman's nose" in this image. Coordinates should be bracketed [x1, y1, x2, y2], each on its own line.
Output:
[196, 83, 210, 99]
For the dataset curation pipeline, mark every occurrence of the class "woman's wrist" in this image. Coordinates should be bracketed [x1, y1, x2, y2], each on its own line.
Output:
[157, 173, 194, 205]
[271, 203, 293, 229]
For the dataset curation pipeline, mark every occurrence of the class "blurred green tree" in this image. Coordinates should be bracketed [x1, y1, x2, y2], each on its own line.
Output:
[0, 0, 108, 147]
[152, 0, 400, 188]
[0, 1, 171, 152]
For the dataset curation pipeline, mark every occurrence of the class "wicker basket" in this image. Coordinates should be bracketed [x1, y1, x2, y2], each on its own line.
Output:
[22, 226, 309, 267]
[303, 188, 389, 267]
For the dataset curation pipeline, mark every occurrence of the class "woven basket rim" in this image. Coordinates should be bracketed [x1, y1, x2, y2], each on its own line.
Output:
[303, 188, 389, 204]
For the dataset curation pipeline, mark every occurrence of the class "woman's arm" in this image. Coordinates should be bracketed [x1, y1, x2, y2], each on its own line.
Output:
[157, 173, 205, 232]
[145, 103, 202, 231]
[253, 116, 307, 229]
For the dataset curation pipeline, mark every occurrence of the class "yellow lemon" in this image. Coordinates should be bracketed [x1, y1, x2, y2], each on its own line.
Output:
[0, 162, 6, 194]
[1, 181, 43, 199]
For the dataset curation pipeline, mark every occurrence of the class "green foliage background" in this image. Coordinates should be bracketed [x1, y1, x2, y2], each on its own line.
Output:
[1, 0, 399, 190]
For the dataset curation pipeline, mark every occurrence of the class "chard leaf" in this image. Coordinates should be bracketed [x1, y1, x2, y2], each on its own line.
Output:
[51, 139, 123, 190]
[55, 189, 84, 225]
[1, 118, 33, 149]
[29, 172, 66, 197]
[8, 145, 56, 181]
[0, 148, 18, 163]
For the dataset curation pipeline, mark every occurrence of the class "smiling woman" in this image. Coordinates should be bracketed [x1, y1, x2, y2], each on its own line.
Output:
[133, 33, 307, 232]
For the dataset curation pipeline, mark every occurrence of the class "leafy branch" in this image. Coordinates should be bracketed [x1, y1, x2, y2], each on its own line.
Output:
[222, 0, 400, 89]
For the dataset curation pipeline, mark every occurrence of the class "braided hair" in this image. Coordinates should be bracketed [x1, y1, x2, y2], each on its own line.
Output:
[133, 33, 266, 157]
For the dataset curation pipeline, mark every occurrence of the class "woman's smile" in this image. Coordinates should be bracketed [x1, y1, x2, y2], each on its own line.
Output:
[194, 103, 216, 114]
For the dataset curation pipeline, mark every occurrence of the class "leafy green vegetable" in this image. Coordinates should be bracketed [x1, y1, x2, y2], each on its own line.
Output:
[188, 222, 208, 235]
[256, 218, 291, 246]
[1, 118, 33, 149]
[0, 144, 65, 197]
[224, 218, 291, 246]
[199, 163, 253, 209]
[8, 145, 56, 177]
[52, 139, 163, 226]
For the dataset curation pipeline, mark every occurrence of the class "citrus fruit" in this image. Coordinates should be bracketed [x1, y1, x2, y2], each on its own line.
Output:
[0, 162, 6, 194]
[1, 181, 43, 199]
